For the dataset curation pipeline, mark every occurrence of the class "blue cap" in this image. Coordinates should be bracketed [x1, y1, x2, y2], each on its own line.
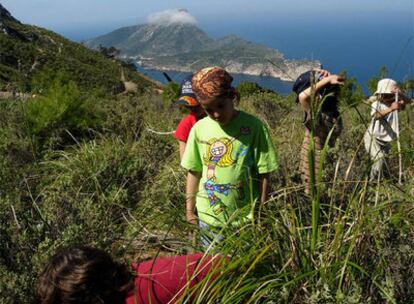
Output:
[177, 75, 199, 107]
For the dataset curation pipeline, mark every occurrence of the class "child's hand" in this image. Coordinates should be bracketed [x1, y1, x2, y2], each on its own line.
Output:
[391, 86, 401, 94]
[186, 210, 198, 225]
[328, 74, 345, 85]
[390, 101, 401, 111]
[315, 69, 331, 78]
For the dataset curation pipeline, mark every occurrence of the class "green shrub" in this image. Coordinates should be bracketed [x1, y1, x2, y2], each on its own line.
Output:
[161, 81, 180, 105]
[237, 81, 265, 98]
[24, 73, 102, 149]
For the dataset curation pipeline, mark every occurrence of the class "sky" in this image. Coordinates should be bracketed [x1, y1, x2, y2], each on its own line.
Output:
[2, 0, 413, 39]
[2, 1, 413, 86]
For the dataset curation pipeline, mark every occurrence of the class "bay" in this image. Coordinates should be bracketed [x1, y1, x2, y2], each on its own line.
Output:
[135, 65, 294, 95]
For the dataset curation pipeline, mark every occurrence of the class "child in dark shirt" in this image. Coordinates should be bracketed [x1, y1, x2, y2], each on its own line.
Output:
[293, 69, 344, 195]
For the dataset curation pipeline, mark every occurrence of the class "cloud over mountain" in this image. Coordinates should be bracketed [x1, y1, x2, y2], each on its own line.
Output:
[146, 9, 197, 26]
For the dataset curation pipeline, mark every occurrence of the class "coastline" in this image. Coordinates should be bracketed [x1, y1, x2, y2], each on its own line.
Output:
[138, 60, 319, 82]
[134, 63, 295, 95]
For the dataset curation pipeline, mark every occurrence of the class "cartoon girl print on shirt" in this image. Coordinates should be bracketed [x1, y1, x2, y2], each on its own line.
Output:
[201, 127, 251, 214]
[204, 137, 235, 181]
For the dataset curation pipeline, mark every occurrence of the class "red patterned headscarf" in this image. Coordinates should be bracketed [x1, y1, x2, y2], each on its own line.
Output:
[192, 67, 236, 100]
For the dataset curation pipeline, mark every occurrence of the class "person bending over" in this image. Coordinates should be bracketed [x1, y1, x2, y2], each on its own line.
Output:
[293, 69, 344, 195]
[37, 246, 221, 304]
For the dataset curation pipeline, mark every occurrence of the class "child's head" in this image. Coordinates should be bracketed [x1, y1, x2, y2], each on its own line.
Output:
[192, 67, 239, 126]
[375, 78, 399, 103]
[177, 75, 205, 119]
[293, 70, 340, 102]
[37, 246, 134, 304]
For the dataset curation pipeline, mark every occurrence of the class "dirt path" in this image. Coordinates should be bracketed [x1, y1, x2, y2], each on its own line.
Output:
[120, 69, 138, 94]
[0, 91, 32, 99]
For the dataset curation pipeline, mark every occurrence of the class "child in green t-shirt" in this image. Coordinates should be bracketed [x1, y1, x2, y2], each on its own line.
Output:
[181, 66, 278, 232]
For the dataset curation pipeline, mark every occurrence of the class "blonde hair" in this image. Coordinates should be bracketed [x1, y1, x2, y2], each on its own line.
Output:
[203, 137, 235, 167]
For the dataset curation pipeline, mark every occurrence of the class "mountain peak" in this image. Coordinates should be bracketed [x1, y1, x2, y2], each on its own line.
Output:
[0, 3, 20, 23]
[86, 20, 212, 57]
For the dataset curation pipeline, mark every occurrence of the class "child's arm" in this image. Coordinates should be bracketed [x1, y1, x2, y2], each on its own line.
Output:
[298, 74, 344, 107]
[178, 141, 186, 160]
[259, 173, 270, 203]
[373, 101, 401, 119]
[186, 170, 201, 225]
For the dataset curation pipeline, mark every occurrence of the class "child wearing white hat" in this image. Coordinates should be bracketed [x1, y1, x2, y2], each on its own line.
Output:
[364, 78, 411, 180]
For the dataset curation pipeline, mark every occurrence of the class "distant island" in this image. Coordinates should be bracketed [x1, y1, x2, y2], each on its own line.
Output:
[84, 9, 320, 81]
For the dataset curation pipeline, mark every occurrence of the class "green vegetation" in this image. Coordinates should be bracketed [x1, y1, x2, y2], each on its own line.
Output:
[162, 81, 181, 104]
[1, 72, 413, 303]
[0, 16, 159, 95]
[237, 81, 269, 98]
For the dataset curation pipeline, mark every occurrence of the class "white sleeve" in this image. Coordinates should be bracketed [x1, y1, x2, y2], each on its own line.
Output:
[370, 101, 380, 117]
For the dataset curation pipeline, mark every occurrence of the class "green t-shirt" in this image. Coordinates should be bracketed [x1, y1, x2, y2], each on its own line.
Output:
[181, 111, 278, 227]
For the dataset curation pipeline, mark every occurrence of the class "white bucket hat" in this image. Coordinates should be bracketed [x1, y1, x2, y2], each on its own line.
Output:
[375, 78, 398, 95]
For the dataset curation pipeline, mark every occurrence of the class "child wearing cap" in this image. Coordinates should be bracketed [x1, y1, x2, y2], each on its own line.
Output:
[174, 75, 206, 160]
[364, 78, 411, 180]
[292, 69, 345, 195]
[181, 67, 278, 241]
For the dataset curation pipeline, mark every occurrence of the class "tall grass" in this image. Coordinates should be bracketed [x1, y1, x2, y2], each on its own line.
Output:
[0, 80, 413, 303]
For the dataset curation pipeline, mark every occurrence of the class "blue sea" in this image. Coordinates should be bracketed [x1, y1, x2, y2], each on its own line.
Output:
[67, 12, 413, 95]
[135, 66, 294, 95]
[196, 14, 413, 94]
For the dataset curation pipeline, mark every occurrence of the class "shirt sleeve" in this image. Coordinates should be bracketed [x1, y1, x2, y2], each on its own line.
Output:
[181, 126, 203, 172]
[174, 116, 192, 142]
[370, 101, 380, 117]
[254, 123, 279, 174]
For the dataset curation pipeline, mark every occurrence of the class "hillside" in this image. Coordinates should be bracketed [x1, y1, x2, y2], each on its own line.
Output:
[85, 18, 319, 81]
[0, 3, 159, 94]
[1, 77, 414, 303]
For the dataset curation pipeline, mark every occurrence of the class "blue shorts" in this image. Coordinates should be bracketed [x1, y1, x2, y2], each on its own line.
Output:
[199, 220, 224, 248]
